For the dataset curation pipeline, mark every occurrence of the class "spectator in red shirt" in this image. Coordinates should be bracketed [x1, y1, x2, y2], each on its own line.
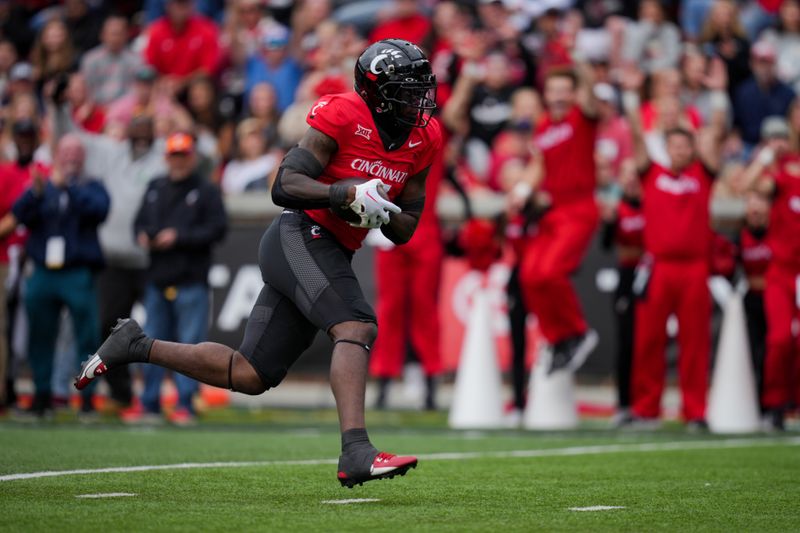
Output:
[66, 73, 106, 134]
[144, 0, 220, 84]
[641, 68, 703, 133]
[532, 9, 573, 91]
[739, 116, 800, 430]
[370, 0, 431, 47]
[594, 82, 634, 188]
[106, 66, 178, 139]
[0, 120, 47, 412]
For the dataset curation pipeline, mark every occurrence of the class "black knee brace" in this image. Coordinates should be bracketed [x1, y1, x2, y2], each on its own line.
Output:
[334, 339, 372, 353]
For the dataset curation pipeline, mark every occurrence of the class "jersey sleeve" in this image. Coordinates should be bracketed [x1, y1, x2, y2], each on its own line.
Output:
[413, 118, 443, 174]
[306, 95, 349, 145]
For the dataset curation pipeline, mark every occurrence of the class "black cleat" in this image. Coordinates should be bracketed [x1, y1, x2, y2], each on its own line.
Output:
[549, 329, 598, 374]
[424, 376, 437, 411]
[75, 319, 153, 390]
[337, 451, 418, 488]
[762, 409, 785, 432]
[686, 419, 709, 433]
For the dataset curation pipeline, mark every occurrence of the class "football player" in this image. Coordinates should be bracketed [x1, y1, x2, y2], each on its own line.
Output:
[76, 39, 443, 487]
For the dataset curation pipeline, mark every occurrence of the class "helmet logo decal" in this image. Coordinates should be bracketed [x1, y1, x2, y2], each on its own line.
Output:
[370, 54, 389, 74]
[370, 49, 404, 74]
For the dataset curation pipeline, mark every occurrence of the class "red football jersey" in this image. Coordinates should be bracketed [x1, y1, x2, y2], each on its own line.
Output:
[640, 161, 713, 260]
[304, 92, 443, 250]
[532, 105, 597, 206]
[739, 226, 771, 288]
[614, 199, 645, 267]
[767, 155, 800, 270]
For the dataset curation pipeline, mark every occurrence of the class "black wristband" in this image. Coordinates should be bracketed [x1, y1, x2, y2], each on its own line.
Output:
[329, 181, 351, 208]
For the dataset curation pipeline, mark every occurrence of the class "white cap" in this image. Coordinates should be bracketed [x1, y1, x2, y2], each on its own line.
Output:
[593, 82, 617, 103]
[10, 62, 33, 81]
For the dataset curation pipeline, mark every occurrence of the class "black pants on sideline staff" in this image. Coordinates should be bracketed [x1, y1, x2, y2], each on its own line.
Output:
[507, 266, 527, 411]
[614, 265, 636, 410]
[743, 290, 767, 411]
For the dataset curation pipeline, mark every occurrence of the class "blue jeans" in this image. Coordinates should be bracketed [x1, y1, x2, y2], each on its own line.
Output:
[141, 283, 209, 414]
[24, 267, 99, 397]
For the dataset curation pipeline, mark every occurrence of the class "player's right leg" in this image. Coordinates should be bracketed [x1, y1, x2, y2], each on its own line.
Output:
[74, 319, 262, 394]
[74, 279, 316, 396]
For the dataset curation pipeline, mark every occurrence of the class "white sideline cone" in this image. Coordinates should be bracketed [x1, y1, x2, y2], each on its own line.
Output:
[523, 347, 579, 430]
[707, 293, 760, 433]
[448, 285, 505, 429]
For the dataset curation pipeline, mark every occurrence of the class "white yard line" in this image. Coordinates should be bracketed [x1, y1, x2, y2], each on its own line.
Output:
[75, 493, 137, 499]
[2, 436, 799, 483]
[569, 506, 626, 512]
[321, 498, 381, 505]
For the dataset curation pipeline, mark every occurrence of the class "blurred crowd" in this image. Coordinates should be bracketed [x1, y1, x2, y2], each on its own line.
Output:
[0, 0, 798, 428]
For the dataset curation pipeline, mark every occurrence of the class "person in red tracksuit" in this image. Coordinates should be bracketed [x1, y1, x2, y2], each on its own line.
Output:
[512, 63, 601, 373]
[370, 154, 444, 410]
[620, 60, 728, 428]
[736, 192, 772, 413]
[740, 116, 800, 430]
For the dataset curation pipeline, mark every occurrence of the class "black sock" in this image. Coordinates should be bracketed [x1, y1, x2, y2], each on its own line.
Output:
[131, 335, 154, 363]
[341, 428, 376, 455]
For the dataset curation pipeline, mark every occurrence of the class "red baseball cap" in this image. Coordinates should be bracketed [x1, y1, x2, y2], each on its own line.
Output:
[166, 132, 194, 154]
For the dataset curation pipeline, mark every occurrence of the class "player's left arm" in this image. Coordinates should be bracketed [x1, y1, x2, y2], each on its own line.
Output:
[380, 166, 429, 245]
[697, 57, 729, 176]
[575, 59, 599, 119]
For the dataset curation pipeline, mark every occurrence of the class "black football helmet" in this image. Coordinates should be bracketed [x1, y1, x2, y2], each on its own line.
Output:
[354, 39, 437, 129]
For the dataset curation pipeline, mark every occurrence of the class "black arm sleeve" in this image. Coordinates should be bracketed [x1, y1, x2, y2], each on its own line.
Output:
[271, 146, 350, 209]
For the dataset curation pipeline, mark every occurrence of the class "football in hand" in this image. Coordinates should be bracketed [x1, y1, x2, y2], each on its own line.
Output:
[329, 178, 390, 224]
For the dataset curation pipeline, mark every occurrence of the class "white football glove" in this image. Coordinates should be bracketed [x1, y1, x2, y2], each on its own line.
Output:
[348, 179, 401, 228]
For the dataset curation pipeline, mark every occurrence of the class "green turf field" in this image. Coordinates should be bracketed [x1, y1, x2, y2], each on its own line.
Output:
[1, 410, 799, 532]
